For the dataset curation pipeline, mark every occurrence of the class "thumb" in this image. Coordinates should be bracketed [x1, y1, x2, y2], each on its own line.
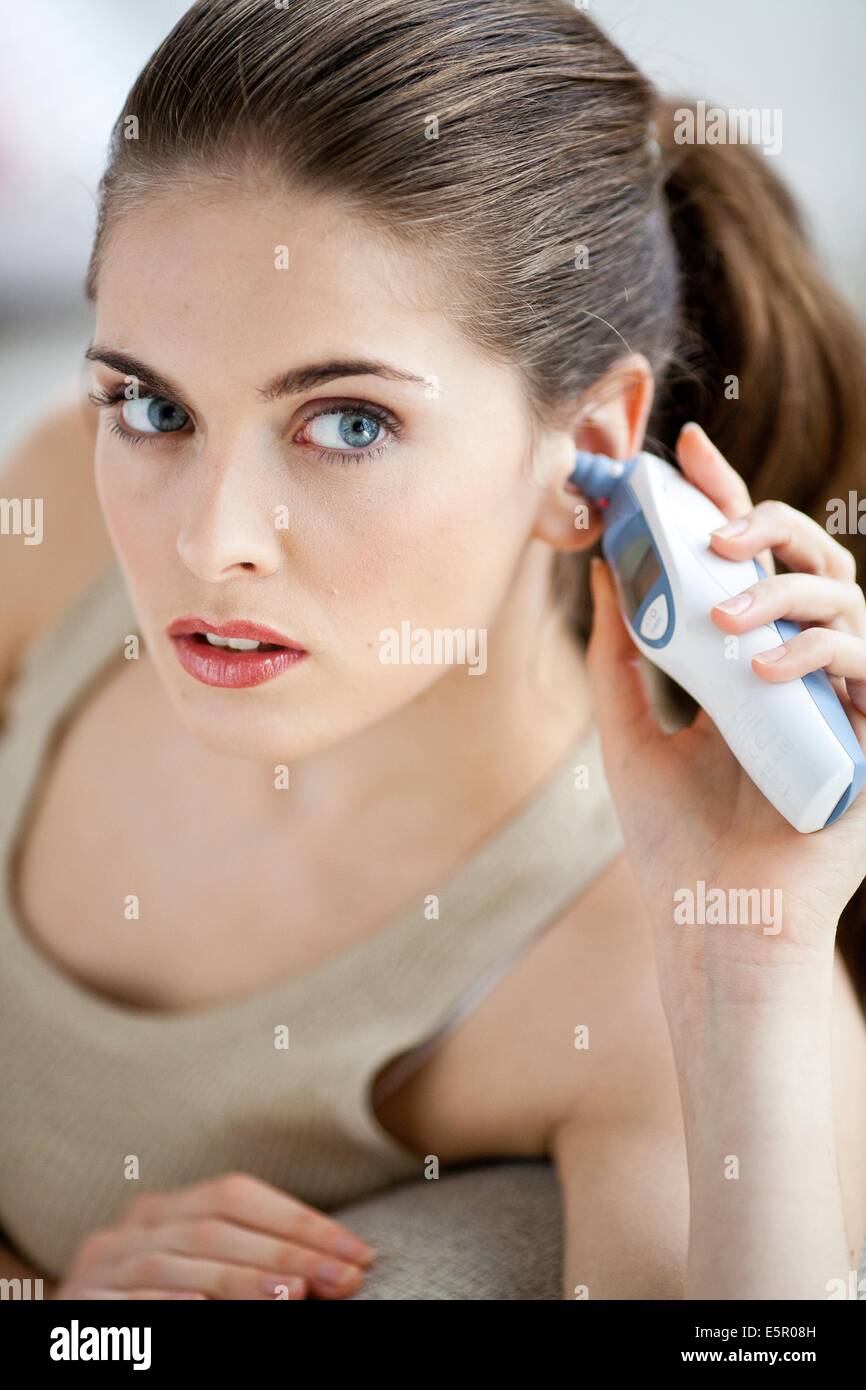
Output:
[585, 556, 659, 754]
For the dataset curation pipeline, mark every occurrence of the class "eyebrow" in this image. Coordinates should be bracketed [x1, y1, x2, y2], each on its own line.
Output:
[83, 345, 429, 403]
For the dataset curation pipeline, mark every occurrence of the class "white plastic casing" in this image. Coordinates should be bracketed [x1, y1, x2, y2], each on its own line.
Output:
[613, 453, 856, 833]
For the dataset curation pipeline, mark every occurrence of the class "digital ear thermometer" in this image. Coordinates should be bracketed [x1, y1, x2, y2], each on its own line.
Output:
[569, 449, 866, 833]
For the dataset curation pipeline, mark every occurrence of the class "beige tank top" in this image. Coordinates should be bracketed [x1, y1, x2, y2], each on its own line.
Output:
[0, 561, 626, 1280]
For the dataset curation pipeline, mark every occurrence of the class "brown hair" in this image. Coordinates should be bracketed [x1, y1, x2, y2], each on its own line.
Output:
[84, 0, 866, 1003]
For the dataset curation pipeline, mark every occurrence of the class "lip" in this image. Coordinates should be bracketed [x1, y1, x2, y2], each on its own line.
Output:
[167, 615, 309, 689]
[168, 616, 306, 648]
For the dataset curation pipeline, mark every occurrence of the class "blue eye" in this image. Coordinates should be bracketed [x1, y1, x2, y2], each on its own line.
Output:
[87, 385, 192, 447]
[113, 394, 189, 430]
[297, 400, 401, 464]
[119, 396, 190, 434]
[305, 409, 384, 451]
[87, 384, 402, 463]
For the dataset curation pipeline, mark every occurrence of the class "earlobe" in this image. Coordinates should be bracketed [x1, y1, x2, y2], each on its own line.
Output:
[532, 474, 605, 552]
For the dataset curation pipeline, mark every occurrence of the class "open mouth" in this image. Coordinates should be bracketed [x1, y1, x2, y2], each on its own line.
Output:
[191, 633, 287, 652]
[168, 622, 309, 688]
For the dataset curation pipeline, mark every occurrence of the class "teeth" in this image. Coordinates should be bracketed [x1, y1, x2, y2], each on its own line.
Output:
[204, 634, 262, 651]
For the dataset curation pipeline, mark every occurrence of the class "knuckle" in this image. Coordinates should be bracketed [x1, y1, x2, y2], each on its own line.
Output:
[283, 1206, 315, 1241]
[79, 1228, 116, 1263]
[839, 547, 859, 583]
[187, 1218, 225, 1254]
[132, 1253, 168, 1286]
[847, 574, 866, 608]
[755, 498, 793, 529]
[210, 1171, 255, 1211]
[733, 485, 754, 514]
[124, 1191, 163, 1225]
[211, 1263, 240, 1300]
[806, 627, 834, 657]
[274, 1239, 302, 1270]
[754, 571, 784, 600]
[753, 499, 801, 547]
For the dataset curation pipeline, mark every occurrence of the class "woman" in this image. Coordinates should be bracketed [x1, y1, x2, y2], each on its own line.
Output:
[1, 0, 866, 1301]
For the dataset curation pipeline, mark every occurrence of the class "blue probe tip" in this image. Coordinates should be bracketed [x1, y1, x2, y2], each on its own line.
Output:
[569, 450, 629, 502]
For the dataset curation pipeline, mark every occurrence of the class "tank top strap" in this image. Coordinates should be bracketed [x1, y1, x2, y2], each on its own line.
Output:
[334, 714, 626, 1159]
[339, 713, 625, 1011]
[361, 716, 627, 1109]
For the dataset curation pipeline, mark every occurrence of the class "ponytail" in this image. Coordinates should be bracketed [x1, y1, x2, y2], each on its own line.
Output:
[649, 96, 866, 578]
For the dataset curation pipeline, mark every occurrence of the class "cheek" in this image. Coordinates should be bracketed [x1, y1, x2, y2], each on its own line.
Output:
[311, 455, 530, 644]
[94, 449, 169, 586]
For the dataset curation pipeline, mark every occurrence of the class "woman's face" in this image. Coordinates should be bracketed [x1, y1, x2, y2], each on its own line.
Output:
[90, 188, 568, 760]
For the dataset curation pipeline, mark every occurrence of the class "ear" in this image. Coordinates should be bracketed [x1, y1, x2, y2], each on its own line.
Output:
[532, 353, 654, 553]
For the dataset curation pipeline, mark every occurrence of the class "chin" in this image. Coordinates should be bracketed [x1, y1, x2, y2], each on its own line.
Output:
[162, 679, 379, 765]
[171, 702, 317, 763]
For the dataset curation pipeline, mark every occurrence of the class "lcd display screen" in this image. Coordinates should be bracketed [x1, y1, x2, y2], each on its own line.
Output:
[613, 533, 662, 621]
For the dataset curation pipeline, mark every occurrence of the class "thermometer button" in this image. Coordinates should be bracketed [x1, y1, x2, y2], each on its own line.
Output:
[639, 594, 669, 640]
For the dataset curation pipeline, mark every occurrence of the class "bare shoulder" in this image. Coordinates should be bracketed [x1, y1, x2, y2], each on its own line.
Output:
[0, 398, 114, 698]
[377, 849, 682, 1162]
[479, 848, 683, 1145]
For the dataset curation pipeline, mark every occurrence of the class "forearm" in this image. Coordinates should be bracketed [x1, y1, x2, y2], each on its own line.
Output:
[669, 982, 848, 1300]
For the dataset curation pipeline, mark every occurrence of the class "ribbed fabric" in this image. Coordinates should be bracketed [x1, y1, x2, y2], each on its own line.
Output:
[0, 561, 627, 1280]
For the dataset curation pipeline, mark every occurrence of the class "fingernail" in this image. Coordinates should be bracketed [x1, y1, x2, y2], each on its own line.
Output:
[260, 1274, 305, 1297]
[715, 591, 753, 614]
[712, 518, 749, 537]
[314, 1259, 361, 1289]
[679, 420, 703, 438]
[333, 1235, 376, 1264]
[754, 644, 787, 663]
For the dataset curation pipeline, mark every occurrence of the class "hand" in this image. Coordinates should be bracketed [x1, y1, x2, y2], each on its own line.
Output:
[585, 422, 866, 1003]
[49, 1172, 376, 1300]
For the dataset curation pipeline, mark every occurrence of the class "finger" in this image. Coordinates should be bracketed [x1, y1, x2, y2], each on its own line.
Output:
[708, 498, 859, 585]
[710, 572, 866, 640]
[117, 1217, 364, 1300]
[59, 1288, 207, 1300]
[676, 422, 775, 576]
[123, 1176, 375, 1267]
[129, 1290, 208, 1300]
[585, 557, 659, 762]
[109, 1251, 310, 1300]
[827, 671, 850, 702]
[676, 422, 754, 517]
[749, 625, 866, 721]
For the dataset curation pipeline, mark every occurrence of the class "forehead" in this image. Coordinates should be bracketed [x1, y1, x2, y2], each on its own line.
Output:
[93, 187, 500, 397]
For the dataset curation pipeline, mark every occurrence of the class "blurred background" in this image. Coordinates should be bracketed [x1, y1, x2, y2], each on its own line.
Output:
[1, 0, 864, 458]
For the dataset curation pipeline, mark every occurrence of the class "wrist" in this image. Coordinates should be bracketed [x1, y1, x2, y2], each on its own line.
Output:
[654, 919, 837, 1030]
[665, 987, 836, 1107]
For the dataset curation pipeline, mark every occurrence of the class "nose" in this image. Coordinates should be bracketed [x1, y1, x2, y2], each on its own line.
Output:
[176, 454, 284, 582]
